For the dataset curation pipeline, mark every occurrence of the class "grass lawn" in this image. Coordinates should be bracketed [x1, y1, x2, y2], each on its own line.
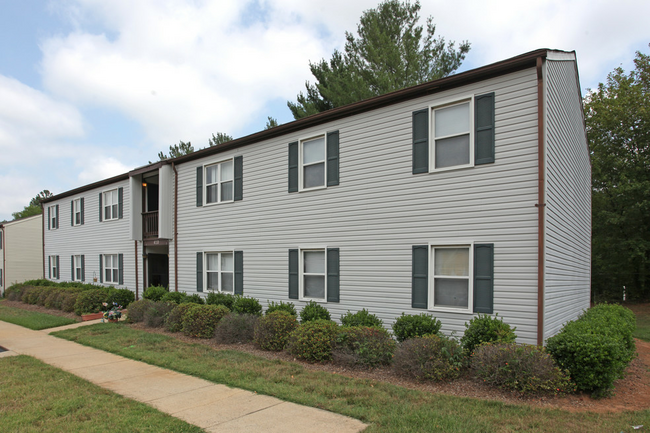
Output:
[54, 324, 650, 433]
[0, 300, 77, 330]
[0, 355, 203, 433]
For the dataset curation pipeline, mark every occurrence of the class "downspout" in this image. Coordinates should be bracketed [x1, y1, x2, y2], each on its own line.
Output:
[536, 56, 546, 346]
[2, 226, 5, 294]
[42, 205, 46, 280]
[134, 241, 139, 300]
[172, 162, 179, 292]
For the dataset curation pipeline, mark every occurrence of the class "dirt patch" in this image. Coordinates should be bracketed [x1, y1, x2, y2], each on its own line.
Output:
[4, 300, 650, 413]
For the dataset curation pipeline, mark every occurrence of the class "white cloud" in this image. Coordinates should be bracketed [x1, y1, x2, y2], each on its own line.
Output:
[76, 155, 131, 184]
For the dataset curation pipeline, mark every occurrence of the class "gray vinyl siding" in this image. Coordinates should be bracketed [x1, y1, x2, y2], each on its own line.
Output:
[2, 215, 44, 287]
[43, 180, 137, 292]
[175, 68, 541, 343]
[543, 59, 591, 340]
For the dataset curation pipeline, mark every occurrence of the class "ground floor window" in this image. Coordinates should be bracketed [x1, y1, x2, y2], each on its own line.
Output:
[49, 255, 59, 280]
[431, 246, 471, 310]
[301, 249, 326, 300]
[205, 252, 234, 293]
[104, 254, 119, 284]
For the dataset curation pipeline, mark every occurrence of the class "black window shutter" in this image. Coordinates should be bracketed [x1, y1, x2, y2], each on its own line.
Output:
[288, 249, 298, 299]
[118, 253, 124, 285]
[48, 257, 51, 279]
[475, 92, 495, 165]
[55, 205, 59, 229]
[412, 109, 429, 174]
[412, 245, 428, 308]
[99, 255, 103, 283]
[234, 250, 243, 295]
[326, 248, 340, 303]
[81, 255, 85, 282]
[80, 198, 84, 225]
[288, 142, 298, 193]
[71, 255, 74, 281]
[474, 244, 494, 313]
[234, 156, 243, 201]
[196, 167, 203, 207]
[48, 207, 51, 230]
[71, 201, 74, 226]
[326, 131, 339, 186]
[118, 187, 124, 219]
[56, 256, 60, 279]
[196, 252, 203, 292]
[99, 193, 103, 222]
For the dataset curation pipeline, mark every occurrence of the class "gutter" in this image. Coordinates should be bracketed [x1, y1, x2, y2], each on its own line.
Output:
[172, 162, 179, 292]
[1, 225, 5, 293]
[42, 206, 46, 280]
[536, 57, 546, 346]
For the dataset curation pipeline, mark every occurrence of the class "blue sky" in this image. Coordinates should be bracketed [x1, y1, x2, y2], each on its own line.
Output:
[0, 0, 648, 221]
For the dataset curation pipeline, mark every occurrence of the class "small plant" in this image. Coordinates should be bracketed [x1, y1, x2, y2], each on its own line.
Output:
[471, 343, 571, 395]
[393, 334, 465, 381]
[125, 299, 154, 323]
[266, 300, 297, 317]
[340, 309, 383, 329]
[232, 296, 263, 316]
[102, 302, 123, 321]
[392, 313, 442, 342]
[73, 289, 109, 316]
[214, 313, 259, 344]
[461, 314, 517, 354]
[107, 288, 135, 309]
[333, 326, 396, 367]
[254, 311, 298, 351]
[142, 285, 169, 302]
[143, 301, 177, 328]
[165, 303, 195, 332]
[299, 300, 331, 323]
[182, 304, 230, 338]
[160, 291, 188, 304]
[206, 292, 237, 310]
[286, 319, 339, 362]
[185, 293, 205, 304]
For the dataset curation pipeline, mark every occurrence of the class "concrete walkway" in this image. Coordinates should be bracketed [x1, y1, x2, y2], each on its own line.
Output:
[0, 320, 367, 433]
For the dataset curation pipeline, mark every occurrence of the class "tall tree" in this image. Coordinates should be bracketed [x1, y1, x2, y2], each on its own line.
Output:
[158, 140, 194, 160]
[12, 190, 53, 220]
[288, 0, 470, 119]
[264, 116, 279, 130]
[586, 46, 650, 302]
[209, 132, 233, 147]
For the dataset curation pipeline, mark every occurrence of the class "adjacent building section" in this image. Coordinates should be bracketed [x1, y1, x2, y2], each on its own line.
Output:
[0, 214, 44, 294]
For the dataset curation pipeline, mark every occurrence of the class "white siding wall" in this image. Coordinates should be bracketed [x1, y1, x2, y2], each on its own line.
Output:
[43, 179, 138, 293]
[175, 68, 541, 343]
[543, 59, 592, 340]
[3, 215, 43, 287]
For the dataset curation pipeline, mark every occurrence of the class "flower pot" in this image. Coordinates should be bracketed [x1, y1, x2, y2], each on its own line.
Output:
[81, 312, 104, 321]
[108, 318, 119, 323]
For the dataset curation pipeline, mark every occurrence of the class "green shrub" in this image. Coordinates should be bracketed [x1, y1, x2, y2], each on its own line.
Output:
[254, 311, 298, 351]
[232, 296, 262, 316]
[44, 289, 63, 309]
[36, 287, 54, 306]
[340, 309, 383, 329]
[461, 314, 517, 354]
[160, 291, 188, 304]
[107, 288, 135, 308]
[214, 313, 259, 344]
[142, 285, 169, 302]
[333, 326, 396, 367]
[392, 334, 465, 381]
[472, 343, 571, 395]
[165, 303, 195, 332]
[206, 292, 237, 310]
[286, 320, 339, 362]
[185, 293, 205, 304]
[5, 284, 25, 301]
[546, 304, 637, 397]
[392, 313, 442, 343]
[73, 289, 109, 316]
[125, 299, 154, 323]
[24, 287, 44, 305]
[143, 301, 177, 328]
[61, 292, 80, 313]
[266, 300, 297, 317]
[182, 304, 230, 338]
[299, 301, 331, 323]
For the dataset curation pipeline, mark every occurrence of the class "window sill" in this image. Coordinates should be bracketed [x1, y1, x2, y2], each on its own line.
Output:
[298, 185, 327, 193]
[428, 306, 474, 315]
[203, 200, 235, 207]
[299, 297, 327, 303]
[429, 163, 474, 174]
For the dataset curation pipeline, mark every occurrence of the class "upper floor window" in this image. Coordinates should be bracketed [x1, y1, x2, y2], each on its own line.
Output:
[433, 101, 472, 170]
[205, 252, 234, 293]
[205, 160, 233, 204]
[72, 198, 84, 226]
[301, 136, 326, 189]
[48, 205, 59, 230]
[103, 189, 118, 221]
[288, 131, 339, 193]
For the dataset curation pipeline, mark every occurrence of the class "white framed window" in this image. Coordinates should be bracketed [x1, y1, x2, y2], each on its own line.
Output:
[104, 254, 119, 284]
[205, 252, 234, 293]
[103, 189, 119, 220]
[50, 256, 59, 280]
[73, 255, 82, 281]
[73, 198, 82, 226]
[431, 99, 474, 171]
[49, 205, 58, 229]
[429, 244, 473, 312]
[204, 160, 234, 205]
[300, 135, 326, 190]
[300, 248, 326, 301]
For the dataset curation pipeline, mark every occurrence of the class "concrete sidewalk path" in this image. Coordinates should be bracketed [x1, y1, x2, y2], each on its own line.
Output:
[0, 320, 367, 433]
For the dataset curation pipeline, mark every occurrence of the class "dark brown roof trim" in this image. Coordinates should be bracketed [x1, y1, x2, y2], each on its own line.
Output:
[42, 172, 130, 203]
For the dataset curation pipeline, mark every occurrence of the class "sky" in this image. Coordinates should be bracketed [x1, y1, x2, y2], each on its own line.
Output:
[0, 0, 648, 222]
